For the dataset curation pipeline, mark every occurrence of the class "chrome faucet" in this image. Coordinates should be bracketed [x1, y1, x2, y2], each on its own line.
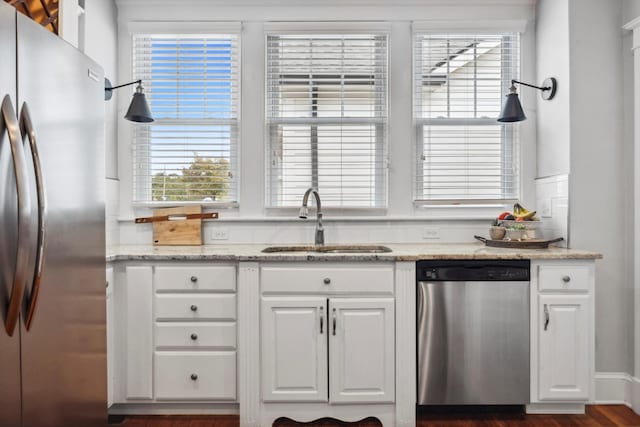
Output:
[299, 188, 324, 246]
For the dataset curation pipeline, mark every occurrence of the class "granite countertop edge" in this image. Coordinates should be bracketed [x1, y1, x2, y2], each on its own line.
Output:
[106, 244, 603, 263]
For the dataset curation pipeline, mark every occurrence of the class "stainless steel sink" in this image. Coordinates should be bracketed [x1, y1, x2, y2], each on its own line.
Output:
[261, 244, 392, 254]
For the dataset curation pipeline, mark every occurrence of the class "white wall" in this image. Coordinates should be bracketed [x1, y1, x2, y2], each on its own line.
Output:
[535, 0, 570, 178]
[569, 0, 630, 374]
[82, 0, 120, 246]
[115, 0, 538, 245]
[537, 0, 632, 374]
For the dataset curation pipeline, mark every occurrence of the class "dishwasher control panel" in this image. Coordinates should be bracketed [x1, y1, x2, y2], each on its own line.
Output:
[417, 260, 530, 282]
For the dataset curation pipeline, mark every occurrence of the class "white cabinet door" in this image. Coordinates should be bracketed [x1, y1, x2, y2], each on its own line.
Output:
[261, 297, 328, 402]
[106, 267, 114, 408]
[125, 266, 153, 400]
[329, 298, 395, 404]
[538, 294, 590, 401]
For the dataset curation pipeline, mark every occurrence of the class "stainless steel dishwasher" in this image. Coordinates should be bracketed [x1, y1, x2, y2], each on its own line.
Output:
[417, 260, 530, 405]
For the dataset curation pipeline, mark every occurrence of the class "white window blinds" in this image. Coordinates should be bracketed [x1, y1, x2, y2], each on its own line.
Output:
[414, 33, 520, 204]
[266, 34, 388, 208]
[132, 33, 239, 204]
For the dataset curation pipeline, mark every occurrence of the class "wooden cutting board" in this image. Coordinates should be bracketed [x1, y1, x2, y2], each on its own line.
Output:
[152, 205, 204, 246]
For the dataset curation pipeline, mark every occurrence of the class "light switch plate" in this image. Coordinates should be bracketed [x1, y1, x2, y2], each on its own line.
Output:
[541, 198, 552, 218]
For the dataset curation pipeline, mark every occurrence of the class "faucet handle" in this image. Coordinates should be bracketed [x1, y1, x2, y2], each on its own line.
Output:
[299, 206, 309, 219]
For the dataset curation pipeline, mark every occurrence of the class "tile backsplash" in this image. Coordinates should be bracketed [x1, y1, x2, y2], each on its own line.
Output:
[535, 174, 569, 247]
[117, 218, 495, 246]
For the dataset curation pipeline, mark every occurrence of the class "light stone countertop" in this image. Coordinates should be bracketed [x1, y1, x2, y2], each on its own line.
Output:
[106, 243, 602, 263]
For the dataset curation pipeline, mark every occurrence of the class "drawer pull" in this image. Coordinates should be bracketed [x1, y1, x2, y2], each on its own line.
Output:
[190, 333, 198, 341]
[190, 276, 198, 283]
[190, 305, 198, 312]
[562, 276, 571, 283]
[332, 308, 337, 336]
[544, 304, 550, 331]
[190, 373, 198, 381]
[323, 278, 331, 285]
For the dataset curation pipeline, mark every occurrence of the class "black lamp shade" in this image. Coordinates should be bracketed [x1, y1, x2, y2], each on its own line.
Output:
[497, 92, 526, 123]
[125, 92, 154, 123]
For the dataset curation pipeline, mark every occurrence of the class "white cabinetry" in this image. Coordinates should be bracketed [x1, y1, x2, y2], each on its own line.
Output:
[538, 294, 589, 400]
[106, 266, 115, 408]
[330, 298, 395, 404]
[114, 263, 237, 408]
[154, 265, 237, 402]
[530, 261, 594, 412]
[259, 263, 395, 418]
[261, 298, 328, 402]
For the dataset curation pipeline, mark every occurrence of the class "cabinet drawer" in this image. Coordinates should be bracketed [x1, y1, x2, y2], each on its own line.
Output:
[155, 323, 236, 349]
[154, 352, 236, 400]
[155, 266, 236, 292]
[538, 265, 591, 292]
[261, 264, 394, 294]
[155, 295, 236, 321]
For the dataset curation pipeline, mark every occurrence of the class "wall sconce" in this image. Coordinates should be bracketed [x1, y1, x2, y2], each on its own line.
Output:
[104, 78, 154, 123]
[497, 78, 557, 123]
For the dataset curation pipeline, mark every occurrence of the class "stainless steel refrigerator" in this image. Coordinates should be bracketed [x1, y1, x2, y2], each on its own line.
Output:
[0, 3, 107, 426]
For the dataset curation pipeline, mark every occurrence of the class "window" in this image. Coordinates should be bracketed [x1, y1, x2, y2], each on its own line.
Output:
[266, 33, 388, 208]
[414, 33, 520, 204]
[132, 33, 239, 204]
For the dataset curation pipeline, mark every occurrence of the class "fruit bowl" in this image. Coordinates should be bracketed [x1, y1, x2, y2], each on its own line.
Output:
[499, 219, 542, 230]
[500, 220, 542, 239]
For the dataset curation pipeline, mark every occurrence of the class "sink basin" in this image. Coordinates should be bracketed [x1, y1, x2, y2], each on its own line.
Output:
[262, 245, 392, 254]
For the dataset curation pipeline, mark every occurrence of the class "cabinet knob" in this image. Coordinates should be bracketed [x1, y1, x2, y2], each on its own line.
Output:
[190, 373, 198, 381]
[562, 276, 571, 283]
[190, 333, 198, 341]
[190, 276, 198, 283]
[190, 305, 198, 312]
[323, 278, 331, 285]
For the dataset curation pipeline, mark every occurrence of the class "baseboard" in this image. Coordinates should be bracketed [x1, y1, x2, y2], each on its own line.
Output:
[108, 403, 239, 415]
[595, 372, 633, 406]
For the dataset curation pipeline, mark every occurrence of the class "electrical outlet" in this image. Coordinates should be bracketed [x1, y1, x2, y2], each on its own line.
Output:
[209, 228, 229, 241]
[423, 227, 441, 240]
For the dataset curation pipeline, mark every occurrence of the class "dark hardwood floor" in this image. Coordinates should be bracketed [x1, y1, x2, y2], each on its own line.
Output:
[116, 405, 640, 426]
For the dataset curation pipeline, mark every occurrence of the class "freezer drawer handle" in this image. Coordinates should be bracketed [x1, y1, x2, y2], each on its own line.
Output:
[20, 102, 46, 331]
[190, 374, 198, 381]
[1, 95, 32, 337]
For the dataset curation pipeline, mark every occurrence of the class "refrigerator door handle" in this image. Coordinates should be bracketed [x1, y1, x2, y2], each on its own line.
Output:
[19, 102, 46, 330]
[1, 95, 32, 337]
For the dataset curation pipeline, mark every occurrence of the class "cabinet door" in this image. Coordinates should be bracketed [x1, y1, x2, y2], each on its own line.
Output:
[106, 267, 115, 407]
[125, 266, 153, 399]
[538, 294, 589, 401]
[261, 297, 328, 402]
[329, 298, 395, 403]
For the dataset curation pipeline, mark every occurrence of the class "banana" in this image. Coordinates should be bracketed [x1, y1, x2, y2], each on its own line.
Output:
[513, 203, 537, 220]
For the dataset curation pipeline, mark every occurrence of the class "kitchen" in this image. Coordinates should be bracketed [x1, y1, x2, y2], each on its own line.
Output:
[0, 0, 638, 426]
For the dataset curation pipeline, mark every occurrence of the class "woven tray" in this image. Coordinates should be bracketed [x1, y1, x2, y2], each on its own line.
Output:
[474, 235, 564, 249]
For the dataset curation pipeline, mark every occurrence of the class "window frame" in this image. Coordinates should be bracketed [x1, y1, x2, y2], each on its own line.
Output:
[412, 31, 521, 207]
[264, 26, 390, 210]
[129, 22, 242, 207]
